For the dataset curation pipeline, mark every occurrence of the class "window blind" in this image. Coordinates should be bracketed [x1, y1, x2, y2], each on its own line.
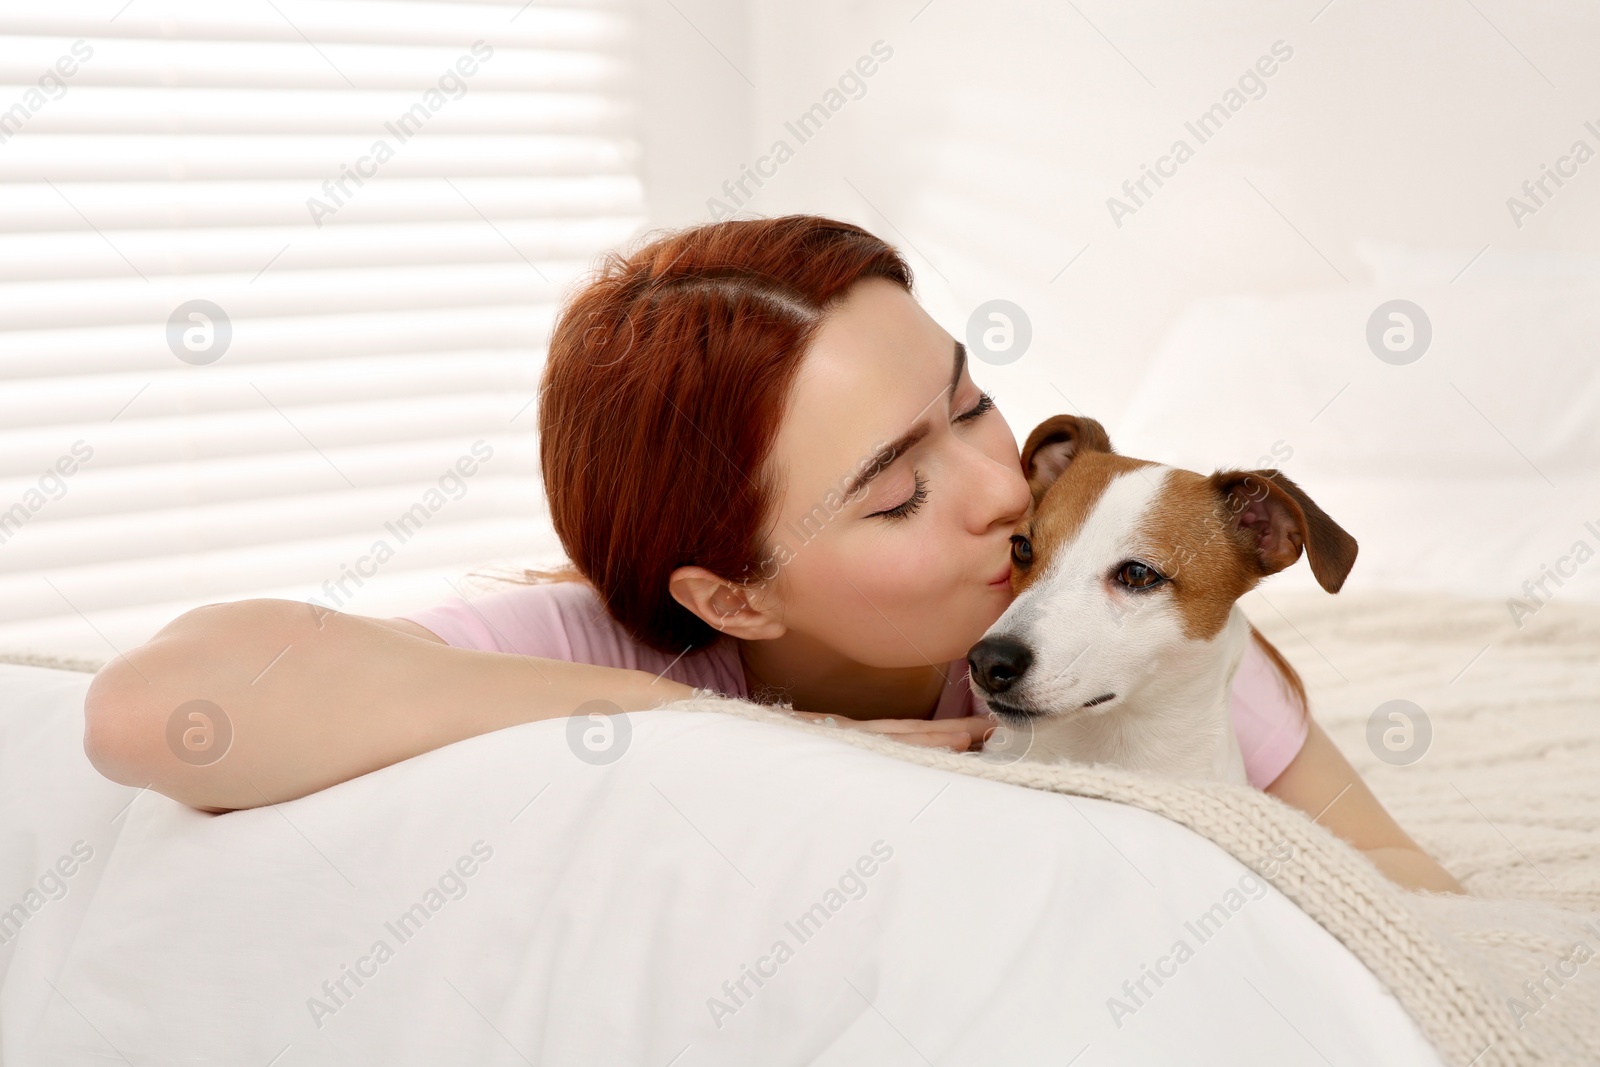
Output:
[0, 0, 644, 663]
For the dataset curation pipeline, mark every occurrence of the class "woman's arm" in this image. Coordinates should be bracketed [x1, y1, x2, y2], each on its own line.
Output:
[1265, 719, 1464, 894]
[82, 599, 698, 813]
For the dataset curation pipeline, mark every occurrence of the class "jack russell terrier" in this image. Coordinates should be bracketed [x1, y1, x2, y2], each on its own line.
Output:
[967, 414, 1358, 785]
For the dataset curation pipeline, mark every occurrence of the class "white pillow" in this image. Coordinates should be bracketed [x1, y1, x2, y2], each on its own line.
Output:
[1116, 283, 1600, 479]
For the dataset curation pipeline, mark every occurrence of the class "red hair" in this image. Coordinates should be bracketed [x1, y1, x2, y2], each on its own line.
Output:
[509, 215, 913, 655]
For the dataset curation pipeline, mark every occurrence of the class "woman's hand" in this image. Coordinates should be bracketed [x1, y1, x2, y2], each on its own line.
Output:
[787, 710, 997, 752]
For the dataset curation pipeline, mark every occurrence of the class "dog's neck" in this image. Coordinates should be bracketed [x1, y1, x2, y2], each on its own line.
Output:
[1027, 608, 1252, 785]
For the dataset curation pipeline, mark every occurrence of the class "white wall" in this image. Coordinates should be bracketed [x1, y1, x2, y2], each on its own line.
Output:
[631, 0, 751, 230]
[729, 0, 1595, 420]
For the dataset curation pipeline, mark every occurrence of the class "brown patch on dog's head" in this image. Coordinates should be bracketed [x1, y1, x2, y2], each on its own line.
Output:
[1132, 469, 1357, 641]
[1016, 415, 1155, 595]
[1133, 469, 1261, 640]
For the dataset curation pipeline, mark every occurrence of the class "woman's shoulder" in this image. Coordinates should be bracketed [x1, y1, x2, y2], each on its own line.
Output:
[395, 579, 617, 655]
[1230, 637, 1312, 789]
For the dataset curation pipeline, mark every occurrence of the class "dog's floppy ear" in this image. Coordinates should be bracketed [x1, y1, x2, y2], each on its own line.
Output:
[1210, 469, 1358, 593]
[1020, 415, 1112, 506]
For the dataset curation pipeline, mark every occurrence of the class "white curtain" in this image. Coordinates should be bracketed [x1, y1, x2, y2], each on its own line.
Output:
[0, 1, 644, 660]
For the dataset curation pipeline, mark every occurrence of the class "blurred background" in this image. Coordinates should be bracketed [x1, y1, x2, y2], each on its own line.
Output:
[2, 0, 1597, 661]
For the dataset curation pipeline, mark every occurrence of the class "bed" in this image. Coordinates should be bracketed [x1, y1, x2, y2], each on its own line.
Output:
[0, 644, 1453, 1067]
[4, 582, 1598, 1064]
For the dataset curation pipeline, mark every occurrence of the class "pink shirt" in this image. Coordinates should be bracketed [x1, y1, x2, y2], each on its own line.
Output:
[398, 580, 1309, 788]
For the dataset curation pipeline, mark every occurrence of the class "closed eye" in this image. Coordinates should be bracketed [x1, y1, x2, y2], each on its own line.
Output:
[954, 390, 994, 424]
[870, 471, 928, 520]
[870, 392, 995, 521]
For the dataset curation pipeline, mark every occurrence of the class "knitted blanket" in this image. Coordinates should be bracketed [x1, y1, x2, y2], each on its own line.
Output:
[662, 588, 1600, 1067]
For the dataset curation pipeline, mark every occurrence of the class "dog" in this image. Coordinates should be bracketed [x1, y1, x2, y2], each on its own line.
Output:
[966, 414, 1358, 784]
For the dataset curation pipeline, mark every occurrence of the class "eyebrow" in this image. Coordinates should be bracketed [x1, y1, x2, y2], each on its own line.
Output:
[840, 338, 968, 503]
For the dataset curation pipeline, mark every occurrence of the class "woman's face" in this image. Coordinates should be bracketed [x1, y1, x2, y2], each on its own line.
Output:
[754, 276, 1033, 668]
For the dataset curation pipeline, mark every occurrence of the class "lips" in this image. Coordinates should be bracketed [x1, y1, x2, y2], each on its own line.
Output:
[987, 562, 1012, 586]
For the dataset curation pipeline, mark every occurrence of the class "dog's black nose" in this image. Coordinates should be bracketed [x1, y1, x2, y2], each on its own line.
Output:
[967, 635, 1033, 695]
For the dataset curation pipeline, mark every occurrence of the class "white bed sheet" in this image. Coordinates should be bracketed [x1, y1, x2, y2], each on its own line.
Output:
[0, 664, 1445, 1066]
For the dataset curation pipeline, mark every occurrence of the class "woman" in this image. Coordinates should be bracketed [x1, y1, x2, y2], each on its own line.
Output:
[82, 214, 1461, 893]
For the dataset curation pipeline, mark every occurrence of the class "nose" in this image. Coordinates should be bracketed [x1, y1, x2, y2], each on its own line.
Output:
[960, 433, 1032, 536]
[967, 634, 1033, 695]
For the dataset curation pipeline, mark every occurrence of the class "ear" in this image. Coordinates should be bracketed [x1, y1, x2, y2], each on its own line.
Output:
[667, 564, 786, 641]
[1019, 414, 1113, 506]
[1210, 470, 1358, 593]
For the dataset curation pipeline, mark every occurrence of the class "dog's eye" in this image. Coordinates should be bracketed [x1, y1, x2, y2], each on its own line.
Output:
[1115, 561, 1166, 590]
[1010, 534, 1033, 568]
